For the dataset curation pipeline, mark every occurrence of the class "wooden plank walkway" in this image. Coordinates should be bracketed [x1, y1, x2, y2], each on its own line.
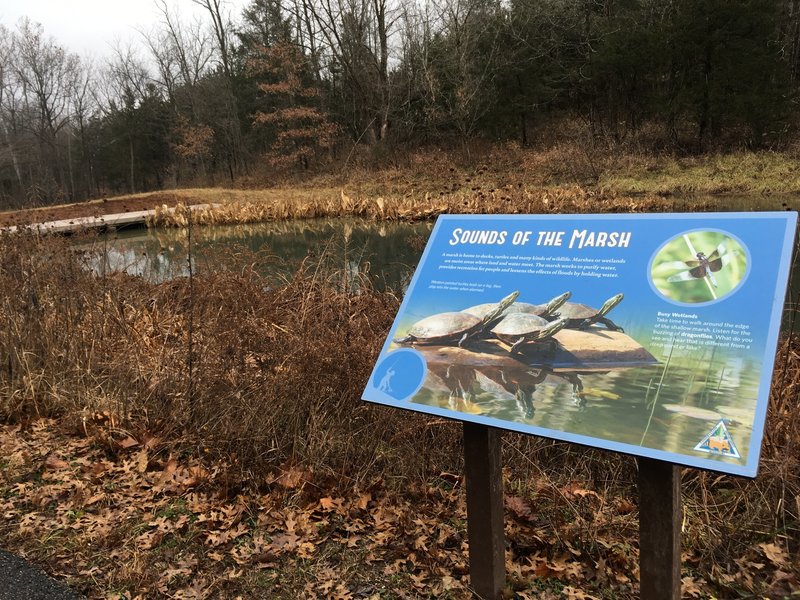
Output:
[1, 203, 217, 234]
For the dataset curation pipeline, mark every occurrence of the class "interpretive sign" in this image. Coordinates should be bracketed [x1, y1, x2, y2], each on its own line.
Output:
[363, 212, 797, 477]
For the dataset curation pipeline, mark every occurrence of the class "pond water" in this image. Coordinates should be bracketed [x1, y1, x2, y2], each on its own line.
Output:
[88, 196, 799, 282]
[82, 219, 432, 292]
[86, 199, 799, 326]
[411, 348, 760, 469]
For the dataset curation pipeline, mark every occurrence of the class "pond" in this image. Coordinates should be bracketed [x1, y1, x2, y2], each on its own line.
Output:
[81, 219, 433, 292]
[86, 196, 799, 284]
[85, 198, 799, 329]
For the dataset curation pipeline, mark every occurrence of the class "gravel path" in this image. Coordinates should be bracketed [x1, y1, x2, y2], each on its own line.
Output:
[0, 550, 81, 600]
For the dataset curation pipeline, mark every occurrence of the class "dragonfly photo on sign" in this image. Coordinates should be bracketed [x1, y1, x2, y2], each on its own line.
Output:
[651, 231, 748, 303]
[666, 242, 732, 287]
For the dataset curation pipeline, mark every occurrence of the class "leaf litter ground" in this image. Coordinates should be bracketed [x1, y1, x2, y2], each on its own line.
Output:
[2, 419, 796, 599]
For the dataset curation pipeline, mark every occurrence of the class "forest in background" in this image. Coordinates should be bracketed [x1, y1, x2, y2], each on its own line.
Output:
[1, 0, 799, 210]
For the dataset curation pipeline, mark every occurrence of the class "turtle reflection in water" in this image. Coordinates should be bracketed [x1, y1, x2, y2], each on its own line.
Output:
[424, 361, 598, 421]
[394, 291, 520, 347]
[547, 293, 625, 332]
[559, 372, 587, 409]
[427, 364, 482, 413]
[490, 315, 570, 354]
[475, 365, 549, 420]
[463, 291, 571, 322]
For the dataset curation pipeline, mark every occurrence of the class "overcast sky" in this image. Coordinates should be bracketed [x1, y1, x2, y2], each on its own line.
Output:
[0, 0, 247, 60]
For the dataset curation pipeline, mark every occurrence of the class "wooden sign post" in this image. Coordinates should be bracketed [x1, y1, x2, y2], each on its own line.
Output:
[638, 457, 682, 600]
[463, 422, 505, 600]
[462, 429, 684, 600]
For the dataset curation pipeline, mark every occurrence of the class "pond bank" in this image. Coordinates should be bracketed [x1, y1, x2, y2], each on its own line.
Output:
[2, 147, 800, 229]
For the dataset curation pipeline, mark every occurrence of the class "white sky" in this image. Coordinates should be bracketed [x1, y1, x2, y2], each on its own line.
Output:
[0, 0, 248, 61]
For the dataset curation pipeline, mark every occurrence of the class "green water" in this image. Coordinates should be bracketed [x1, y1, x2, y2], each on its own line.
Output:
[82, 219, 432, 291]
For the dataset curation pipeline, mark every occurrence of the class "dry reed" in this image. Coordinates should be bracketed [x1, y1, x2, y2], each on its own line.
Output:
[0, 228, 797, 595]
[146, 187, 700, 229]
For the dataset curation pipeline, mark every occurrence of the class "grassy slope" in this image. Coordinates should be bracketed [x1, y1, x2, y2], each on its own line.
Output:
[2, 146, 799, 228]
[596, 151, 800, 195]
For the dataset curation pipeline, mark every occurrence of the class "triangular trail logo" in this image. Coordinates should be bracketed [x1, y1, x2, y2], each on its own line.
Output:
[694, 419, 741, 459]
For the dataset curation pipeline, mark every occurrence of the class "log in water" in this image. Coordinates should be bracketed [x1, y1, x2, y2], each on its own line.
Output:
[408, 329, 658, 370]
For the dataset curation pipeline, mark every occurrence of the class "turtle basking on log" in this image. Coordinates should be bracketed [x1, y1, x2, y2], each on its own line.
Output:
[463, 291, 571, 322]
[394, 291, 520, 347]
[546, 293, 625, 332]
[490, 315, 570, 354]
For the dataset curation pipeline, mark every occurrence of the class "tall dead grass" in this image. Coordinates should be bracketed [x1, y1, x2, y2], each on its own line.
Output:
[0, 232, 464, 489]
[0, 230, 797, 587]
[147, 186, 699, 228]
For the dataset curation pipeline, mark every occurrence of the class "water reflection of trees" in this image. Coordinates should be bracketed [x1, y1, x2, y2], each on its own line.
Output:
[75, 219, 430, 290]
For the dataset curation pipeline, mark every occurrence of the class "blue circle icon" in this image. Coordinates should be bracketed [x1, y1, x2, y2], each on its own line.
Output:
[371, 349, 427, 401]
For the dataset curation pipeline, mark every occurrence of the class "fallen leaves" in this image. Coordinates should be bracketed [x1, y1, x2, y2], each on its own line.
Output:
[505, 495, 534, 521]
[759, 542, 789, 566]
[116, 435, 139, 450]
[274, 464, 312, 490]
[44, 454, 69, 470]
[0, 413, 636, 599]
[0, 420, 795, 599]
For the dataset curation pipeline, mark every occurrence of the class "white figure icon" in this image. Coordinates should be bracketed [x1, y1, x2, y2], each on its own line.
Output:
[378, 368, 396, 393]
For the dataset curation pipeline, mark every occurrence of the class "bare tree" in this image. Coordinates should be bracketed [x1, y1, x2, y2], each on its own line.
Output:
[189, 0, 247, 178]
[427, 0, 503, 139]
[780, 0, 800, 84]
[287, 0, 325, 79]
[0, 24, 24, 194]
[67, 58, 99, 198]
[304, 0, 399, 141]
[143, 0, 214, 101]
[190, 0, 235, 77]
[12, 18, 82, 200]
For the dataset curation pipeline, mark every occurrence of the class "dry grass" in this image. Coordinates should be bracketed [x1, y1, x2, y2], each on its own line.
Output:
[597, 151, 800, 195]
[0, 226, 798, 597]
[0, 232, 427, 487]
[147, 187, 699, 228]
[3, 143, 799, 230]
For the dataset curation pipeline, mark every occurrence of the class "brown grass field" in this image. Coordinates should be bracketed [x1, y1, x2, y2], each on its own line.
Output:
[2, 143, 799, 229]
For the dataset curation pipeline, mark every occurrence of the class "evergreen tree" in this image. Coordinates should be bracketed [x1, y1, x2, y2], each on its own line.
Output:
[250, 42, 337, 169]
[666, 0, 790, 149]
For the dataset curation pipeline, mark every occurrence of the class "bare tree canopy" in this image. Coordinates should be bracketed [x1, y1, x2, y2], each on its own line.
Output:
[0, 0, 795, 207]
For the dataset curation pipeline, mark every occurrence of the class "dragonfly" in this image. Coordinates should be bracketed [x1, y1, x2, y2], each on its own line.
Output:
[665, 242, 733, 288]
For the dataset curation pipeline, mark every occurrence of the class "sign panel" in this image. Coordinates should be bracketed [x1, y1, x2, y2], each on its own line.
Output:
[363, 212, 797, 477]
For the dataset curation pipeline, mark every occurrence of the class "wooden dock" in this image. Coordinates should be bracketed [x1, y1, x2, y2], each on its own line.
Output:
[1, 203, 217, 235]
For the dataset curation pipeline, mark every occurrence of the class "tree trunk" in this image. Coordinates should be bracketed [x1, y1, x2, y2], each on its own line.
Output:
[0, 119, 23, 188]
[129, 136, 136, 194]
[375, 0, 390, 140]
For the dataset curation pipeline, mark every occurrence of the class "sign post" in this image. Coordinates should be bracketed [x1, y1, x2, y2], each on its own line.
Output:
[463, 422, 505, 600]
[638, 457, 682, 600]
[363, 212, 797, 595]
